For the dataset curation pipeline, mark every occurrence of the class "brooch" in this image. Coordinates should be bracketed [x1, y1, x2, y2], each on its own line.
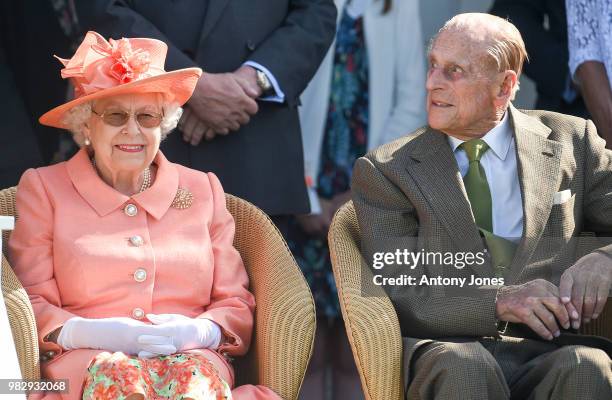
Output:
[171, 187, 193, 209]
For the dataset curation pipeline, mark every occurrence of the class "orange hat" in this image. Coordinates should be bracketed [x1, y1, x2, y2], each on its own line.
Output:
[39, 31, 202, 129]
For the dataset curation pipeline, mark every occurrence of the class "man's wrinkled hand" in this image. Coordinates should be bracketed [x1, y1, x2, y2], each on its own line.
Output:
[188, 72, 257, 135]
[496, 279, 571, 340]
[559, 252, 612, 329]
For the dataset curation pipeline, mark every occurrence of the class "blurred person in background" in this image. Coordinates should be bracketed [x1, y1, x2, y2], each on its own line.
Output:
[1, 0, 83, 167]
[491, 0, 589, 118]
[290, 0, 427, 398]
[566, 0, 612, 148]
[76, 0, 338, 235]
[0, 36, 43, 188]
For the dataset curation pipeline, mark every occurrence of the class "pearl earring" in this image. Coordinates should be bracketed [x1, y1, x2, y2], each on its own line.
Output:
[84, 138, 91, 146]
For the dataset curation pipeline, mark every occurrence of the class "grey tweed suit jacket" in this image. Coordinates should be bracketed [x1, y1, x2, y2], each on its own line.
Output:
[352, 104, 612, 363]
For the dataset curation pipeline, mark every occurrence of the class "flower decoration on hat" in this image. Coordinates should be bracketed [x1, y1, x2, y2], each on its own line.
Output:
[98, 38, 151, 84]
[54, 31, 153, 98]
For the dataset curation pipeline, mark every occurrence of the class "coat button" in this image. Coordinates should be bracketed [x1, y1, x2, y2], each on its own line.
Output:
[124, 204, 138, 217]
[129, 235, 144, 247]
[134, 268, 147, 282]
[132, 308, 145, 319]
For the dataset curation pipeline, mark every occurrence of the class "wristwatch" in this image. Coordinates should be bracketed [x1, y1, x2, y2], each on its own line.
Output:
[255, 69, 273, 95]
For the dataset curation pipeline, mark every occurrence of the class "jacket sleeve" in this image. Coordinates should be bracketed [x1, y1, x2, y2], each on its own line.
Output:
[351, 156, 500, 339]
[75, 0, 197, 71]
[582, 119, 612, 256]
[198, 172, 256, 356]
[379, 0, 427, 146]
[246, 0, 337, 106]
[8, 169, 77, 357]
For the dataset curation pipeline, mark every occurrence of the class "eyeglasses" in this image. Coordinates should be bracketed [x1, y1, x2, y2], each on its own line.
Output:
[92, 108, 164, 128]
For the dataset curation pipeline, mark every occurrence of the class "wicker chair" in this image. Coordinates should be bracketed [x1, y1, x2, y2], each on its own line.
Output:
[328, 200, 612, 400]
[0, 186, 315, 400]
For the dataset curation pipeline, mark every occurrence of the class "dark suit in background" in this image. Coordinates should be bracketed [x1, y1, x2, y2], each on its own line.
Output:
[0, 43, 43, 188]
[491, 0, 589, 118]
[0, 0, 79, 186]
[76, 0, 337, 218]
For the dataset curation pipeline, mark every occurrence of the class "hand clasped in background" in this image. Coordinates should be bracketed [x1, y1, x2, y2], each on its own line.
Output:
[178, 66, 262, 146]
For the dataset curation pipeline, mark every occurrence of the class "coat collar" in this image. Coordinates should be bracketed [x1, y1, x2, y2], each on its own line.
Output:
[66, 148, 179, 220]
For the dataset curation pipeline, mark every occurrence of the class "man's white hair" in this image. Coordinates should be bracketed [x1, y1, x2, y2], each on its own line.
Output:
[432, 13, 529, 99]
[62, 97, 183, 146]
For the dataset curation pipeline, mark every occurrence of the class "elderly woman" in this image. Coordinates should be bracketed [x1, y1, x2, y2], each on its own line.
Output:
[8, 31, 280, 400]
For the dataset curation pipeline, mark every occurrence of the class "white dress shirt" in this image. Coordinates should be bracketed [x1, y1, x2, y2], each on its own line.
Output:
[447, 112, 524, 242]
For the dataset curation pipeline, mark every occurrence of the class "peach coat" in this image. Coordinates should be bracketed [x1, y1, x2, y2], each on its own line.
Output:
[8, 148, 280, 400]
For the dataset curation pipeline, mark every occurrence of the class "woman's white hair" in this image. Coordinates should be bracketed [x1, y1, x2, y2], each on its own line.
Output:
[62, 95, 183, 146]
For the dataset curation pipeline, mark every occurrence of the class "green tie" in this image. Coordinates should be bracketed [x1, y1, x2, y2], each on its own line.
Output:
[460, 139, 516, 277]
[460, 139, 493, 232]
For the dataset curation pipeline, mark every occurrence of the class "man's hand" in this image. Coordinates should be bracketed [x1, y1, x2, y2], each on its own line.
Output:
[496, 279, 571, 340]
[233, 65, 263, 99]
[559, 252, 612, 328]
[188, 71, 258, 135]
[178, 106, 214, 146]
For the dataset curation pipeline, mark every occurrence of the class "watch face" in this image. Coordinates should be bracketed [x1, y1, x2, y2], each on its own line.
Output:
[257, 70, 272, 91]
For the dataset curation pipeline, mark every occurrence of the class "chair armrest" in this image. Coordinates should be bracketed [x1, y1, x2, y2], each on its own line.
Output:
[329, 202, 404, 400]
[226, 194, 315, 400]
[1, 254, 40, 380]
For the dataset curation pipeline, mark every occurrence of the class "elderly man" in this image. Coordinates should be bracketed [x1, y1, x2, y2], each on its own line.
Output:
[352, 13, 611, 399]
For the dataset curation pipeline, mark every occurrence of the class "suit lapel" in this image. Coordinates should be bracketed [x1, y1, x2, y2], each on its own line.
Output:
[403, 129, 489, 276]
[199, 0, 230, 43]
[506, 106, 563, 283]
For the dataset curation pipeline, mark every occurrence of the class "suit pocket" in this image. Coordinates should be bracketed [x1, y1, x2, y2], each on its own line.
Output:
[547, 194, 576, 235]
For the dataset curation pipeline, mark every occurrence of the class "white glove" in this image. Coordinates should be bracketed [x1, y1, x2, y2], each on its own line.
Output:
[57, 316, 177, 356]
[137, 313, 222, 358]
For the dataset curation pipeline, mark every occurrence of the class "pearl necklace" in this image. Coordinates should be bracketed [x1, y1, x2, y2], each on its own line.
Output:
[91, 158, 152, 193]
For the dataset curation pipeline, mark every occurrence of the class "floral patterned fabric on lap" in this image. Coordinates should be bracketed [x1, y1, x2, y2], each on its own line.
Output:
[82, 352, 231, 400]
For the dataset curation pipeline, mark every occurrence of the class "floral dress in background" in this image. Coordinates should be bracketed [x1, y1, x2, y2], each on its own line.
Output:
[287, 6, 369, 319]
